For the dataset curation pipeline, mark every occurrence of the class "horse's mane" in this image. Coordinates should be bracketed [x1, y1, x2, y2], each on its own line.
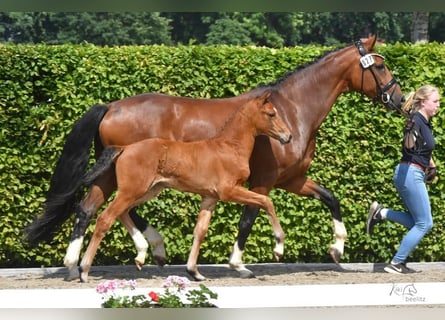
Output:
[255, 44, 347, 89]
[216, 42, 351, 135]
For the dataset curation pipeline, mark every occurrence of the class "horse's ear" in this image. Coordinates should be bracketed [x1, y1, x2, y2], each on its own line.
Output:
[363, 34, 377, 50]
[261, 91, 272, 102]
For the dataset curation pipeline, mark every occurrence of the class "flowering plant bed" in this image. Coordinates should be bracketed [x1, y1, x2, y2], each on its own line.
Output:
[96, 275, 218, 308]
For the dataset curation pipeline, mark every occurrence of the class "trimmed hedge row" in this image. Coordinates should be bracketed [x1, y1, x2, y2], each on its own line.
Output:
[1, 42, 444, 268]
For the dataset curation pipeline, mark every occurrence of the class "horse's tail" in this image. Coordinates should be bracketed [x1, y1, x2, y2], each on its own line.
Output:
[23, 104, 109, 245]
[82, 146, 123, 187]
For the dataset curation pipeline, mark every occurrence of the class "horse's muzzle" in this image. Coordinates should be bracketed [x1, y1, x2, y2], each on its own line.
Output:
[386, 94, 406, 116]
[279, 134, 292, 145]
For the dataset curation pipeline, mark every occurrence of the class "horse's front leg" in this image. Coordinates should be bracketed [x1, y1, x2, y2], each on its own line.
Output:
[186, 197, 217, 281]
[228, 183, 273, 278]
[282, 176, 347, 263]
[64, 171, 115, 281]
[225, 187, 285, 269]
[229, 205, 260, 278]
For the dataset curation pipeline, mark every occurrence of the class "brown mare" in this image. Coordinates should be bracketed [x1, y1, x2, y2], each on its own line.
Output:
[77, 92, 292, 282]
[24, 35, 405, 280]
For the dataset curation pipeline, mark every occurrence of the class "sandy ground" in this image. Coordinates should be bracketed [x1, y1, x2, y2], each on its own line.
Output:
[1, 262, 444, 290]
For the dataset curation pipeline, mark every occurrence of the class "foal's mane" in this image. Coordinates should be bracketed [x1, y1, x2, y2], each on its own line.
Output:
[217, 90, 275, 136]
[255, 43, 347, 90]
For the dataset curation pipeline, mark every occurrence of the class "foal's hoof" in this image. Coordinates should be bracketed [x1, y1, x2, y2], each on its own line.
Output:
[186, 268, 206, 281]
[329, 246, 341, 264]
[78, 267, 89, 283]
[79, 275, 88, 283]
[135, 259, 143, 271]
[239, 269, 255, 279]
[273, 251, 283, 262]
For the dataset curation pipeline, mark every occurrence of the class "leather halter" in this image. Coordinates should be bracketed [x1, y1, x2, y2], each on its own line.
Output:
[354, 40, 406, 116]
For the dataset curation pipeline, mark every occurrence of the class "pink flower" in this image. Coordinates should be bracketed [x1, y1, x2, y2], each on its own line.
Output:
[96, 279, 137, 294]
[162, 275, 190, 290]
[104, 280, 117, 291]
[96, 282, 107, 294]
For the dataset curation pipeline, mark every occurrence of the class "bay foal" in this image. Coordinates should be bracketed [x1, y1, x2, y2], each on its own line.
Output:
[78, 91, 291, 282]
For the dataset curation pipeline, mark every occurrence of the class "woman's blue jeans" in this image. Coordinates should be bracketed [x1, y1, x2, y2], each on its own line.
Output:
[386, 163, 433, 264]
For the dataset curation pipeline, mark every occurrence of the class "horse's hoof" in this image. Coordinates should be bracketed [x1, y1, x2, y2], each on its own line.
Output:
[79, 274, 88, 283]
[273, 252, 283, 262]
[228, 262, 255, 278]
[78, 266, 89, 283]
[153, 255, 166, 267]
[135, 259, 143, 271]
[239, 269, 255, 279]
[186, 268, 206, 281]
[329, 246, 341, 264]
[64, 268, 80, 281]
[64, 273, 79, 281]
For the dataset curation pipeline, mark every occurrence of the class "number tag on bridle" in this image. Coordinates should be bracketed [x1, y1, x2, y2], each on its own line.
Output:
[360, 54, 375, 68]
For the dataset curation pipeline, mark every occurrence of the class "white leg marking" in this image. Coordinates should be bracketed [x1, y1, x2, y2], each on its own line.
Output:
[274, 242, 284, 257]
[331, 219, 347, 255]
[64, 237, 83, 268]
[130, 227, 149, 267]
[229, 241, 246, 271]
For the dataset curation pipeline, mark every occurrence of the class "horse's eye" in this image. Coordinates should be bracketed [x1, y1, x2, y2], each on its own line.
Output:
[375, 64, 385, 71]
[268, 113, 276, 118]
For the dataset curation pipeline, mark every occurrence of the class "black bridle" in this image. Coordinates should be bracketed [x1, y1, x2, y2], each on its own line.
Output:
[355, 40, 407, 117]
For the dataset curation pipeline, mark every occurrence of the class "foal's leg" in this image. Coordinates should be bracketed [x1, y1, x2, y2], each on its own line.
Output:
[79, 177, 162, 283]
[120, 211, 166, 270]
[280, 176, 347, 263]
[118, 212, 149, 270]
[64, 170, 116, 281]
[186, 197, 217, 281]
[79, 195, 133, 283]
[64, 170, 165, 280]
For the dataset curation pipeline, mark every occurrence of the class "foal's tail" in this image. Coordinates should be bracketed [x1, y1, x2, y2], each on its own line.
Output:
[23, 104, 109, 245]
[82, 147, 123, 187]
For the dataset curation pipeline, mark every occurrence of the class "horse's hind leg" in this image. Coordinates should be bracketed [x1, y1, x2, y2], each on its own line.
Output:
[229, 176, 346, 278]
[64, 170, 116, 281]
[282, 176, 347, 263]
[128, 209, 166, 268]
[186, 197, 217, 281]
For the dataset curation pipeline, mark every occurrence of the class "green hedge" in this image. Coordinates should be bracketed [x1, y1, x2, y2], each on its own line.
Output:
[1, 42, 445, 268]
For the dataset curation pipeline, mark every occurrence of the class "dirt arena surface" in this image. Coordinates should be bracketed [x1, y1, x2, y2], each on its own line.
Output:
[1, 262, 444, 289]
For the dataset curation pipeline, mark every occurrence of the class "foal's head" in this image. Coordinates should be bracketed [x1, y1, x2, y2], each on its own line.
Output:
[247, 92, 292, 145]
